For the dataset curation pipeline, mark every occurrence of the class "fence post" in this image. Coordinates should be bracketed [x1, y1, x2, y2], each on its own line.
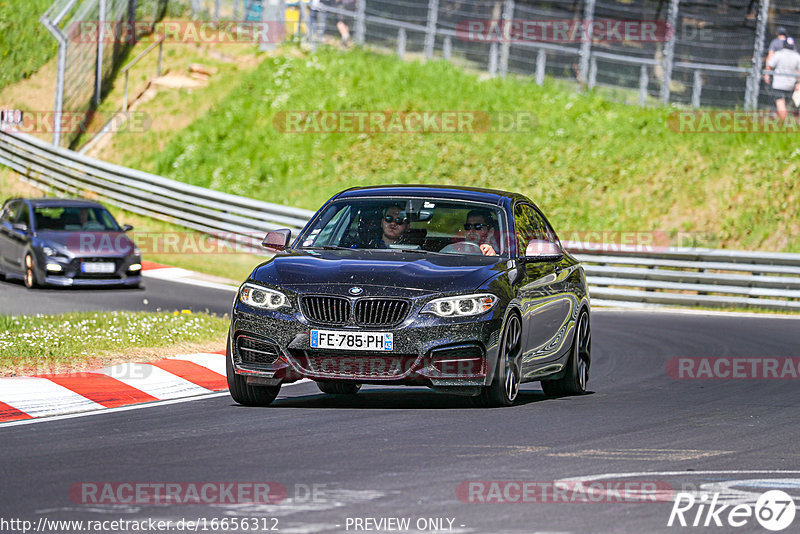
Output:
[489, 42, 498, 77]
[745, 0, 770, 110]
[588, 56, 597, 89]
[260, 0, 285, 51]
[424, 0, 438, 60]
[691, 70, 702, 107]
[578, 0, 596, 86]
[499, 0, 514, 77]
[638, 64, 648, 106]
[443, 35, 451, 61]
[215, 0, 221, 20]
[40, 17, 66, 147]
[535, 48, 545, 85]
[354, 0, 366, 45]
[94, 0, 107, 107]
[659, 0, 680, 103]
[234, 0, 240, 20]
[397, 27, 406, 59]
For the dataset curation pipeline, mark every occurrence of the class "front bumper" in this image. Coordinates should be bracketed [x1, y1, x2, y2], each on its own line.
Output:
[39, 253, 142, 287]
[230, 304, 503, 388]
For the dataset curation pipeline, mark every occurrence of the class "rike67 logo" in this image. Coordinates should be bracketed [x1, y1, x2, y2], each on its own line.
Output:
[668, 490, 796, 531]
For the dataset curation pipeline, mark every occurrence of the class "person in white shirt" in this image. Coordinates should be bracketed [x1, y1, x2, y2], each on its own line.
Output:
[766, 37, 800, 120]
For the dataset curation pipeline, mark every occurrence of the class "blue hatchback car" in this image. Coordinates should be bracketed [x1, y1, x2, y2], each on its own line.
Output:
[0, 198, 142, 288]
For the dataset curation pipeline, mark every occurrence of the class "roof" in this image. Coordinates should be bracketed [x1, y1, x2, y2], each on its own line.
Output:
[23, 198, 107, 208]
[333, 184, 528, 205]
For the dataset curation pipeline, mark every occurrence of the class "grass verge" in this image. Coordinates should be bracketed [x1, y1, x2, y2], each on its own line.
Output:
[0, 311, 229, 377]
[0, 0, 56, 91]
[119, 45, 799, 253]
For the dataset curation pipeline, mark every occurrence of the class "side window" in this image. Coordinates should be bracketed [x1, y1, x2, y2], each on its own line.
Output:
[16, 203, 30, 227]
[1, 201, 19, 224]
[513, 203, 537, 254]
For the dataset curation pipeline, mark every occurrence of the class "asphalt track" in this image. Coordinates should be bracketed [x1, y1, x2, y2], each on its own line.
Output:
[2, 308, 800, 533]
[0, 275, 235, 316]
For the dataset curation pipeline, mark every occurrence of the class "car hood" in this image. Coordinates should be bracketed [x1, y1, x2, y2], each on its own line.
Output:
[252, 249, 510, 294]
[37, 231, 136, 256]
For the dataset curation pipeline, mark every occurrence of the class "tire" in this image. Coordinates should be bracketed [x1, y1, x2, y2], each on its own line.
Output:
[24, 253, 38, 289]
[541, 310, 590, 396]
[473, 312, 522, 407]
[316, 381, 362, 395]
[226, 338, 281, 406]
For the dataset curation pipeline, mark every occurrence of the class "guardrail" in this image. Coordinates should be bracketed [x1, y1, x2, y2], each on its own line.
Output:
[2, 129, 799, 311]
[0, 131, 315, 251]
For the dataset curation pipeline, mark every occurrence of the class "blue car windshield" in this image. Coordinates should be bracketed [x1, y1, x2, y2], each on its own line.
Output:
[297, 198, 509, 257]
[33, 206, 120, 232]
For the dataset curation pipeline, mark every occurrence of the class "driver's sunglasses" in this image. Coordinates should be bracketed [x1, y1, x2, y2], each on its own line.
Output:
[464, 223, 487, 231]
[383, 216, 408, 225]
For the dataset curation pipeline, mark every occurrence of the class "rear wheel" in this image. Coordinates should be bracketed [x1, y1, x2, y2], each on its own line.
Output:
[226, 339, 281, 406]
[317, 381, 362, 395]
[24, 253, 38, 289]
[542, 310, 590, 396]
[473, 313, 522, 407]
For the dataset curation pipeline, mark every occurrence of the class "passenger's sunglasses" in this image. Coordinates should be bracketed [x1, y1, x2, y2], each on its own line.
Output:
[383, 216, 409, 225]
[464, 223, 487, 231]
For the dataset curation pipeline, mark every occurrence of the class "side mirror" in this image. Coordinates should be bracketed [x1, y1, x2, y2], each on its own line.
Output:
[524, 239, 563, 262]
[121, 224, 133, 232]
[262, 229, 292, 251]
[11, 222, 28, 234]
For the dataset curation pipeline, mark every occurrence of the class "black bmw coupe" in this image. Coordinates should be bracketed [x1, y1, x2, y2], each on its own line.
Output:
[227, 185, 590, 407]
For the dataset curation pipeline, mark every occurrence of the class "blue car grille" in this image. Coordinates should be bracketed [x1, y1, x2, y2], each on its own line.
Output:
[354, 299, 409, 327]
[301, 296, 350, 326]
[300, 296, 410, 327]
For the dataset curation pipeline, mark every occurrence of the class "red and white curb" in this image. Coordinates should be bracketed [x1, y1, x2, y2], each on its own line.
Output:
[0, 351, 228, 423]
[141, 260, 238, 292]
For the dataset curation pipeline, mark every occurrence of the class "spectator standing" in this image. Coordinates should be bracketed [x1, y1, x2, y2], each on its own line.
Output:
[766, 37, 800, 120]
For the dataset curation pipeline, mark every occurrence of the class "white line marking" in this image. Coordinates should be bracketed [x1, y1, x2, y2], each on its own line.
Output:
[0, 377, 105, 417]
[143, 269, 238, 292]
[592, 307, 800, 320]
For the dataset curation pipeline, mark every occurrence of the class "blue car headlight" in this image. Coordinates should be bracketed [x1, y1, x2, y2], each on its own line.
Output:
[239, 283, 290, 310]
[421, 293, 498, 318]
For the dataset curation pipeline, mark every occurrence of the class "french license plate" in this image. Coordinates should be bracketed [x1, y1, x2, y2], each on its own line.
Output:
[310, 330, 393, 351]
[81, 262, 115, 274]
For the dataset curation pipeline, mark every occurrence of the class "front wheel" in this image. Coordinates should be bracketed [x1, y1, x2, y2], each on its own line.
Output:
[226, 339, 281, 406]
[24, 253, 38, 289]
[473, 313, 522, 407]
[542, 310, 590, 396]
[317, 381, 362, 395]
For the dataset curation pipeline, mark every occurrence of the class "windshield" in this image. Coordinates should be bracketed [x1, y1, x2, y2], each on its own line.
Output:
[33, 206, 120, 232]
[297, 198, 509, 257]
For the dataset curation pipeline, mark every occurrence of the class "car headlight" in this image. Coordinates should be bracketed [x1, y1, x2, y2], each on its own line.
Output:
[239, 283, 289, 310]
[42, 246, 58, 257]
[421, 293, 498, 317]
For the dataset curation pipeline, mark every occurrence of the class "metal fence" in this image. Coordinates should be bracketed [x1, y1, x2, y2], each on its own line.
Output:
[308, 0, 800, 110]
[2, 129, 799, 311]
[40, 0, 170, 148]
[40, 0, 800, 149]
